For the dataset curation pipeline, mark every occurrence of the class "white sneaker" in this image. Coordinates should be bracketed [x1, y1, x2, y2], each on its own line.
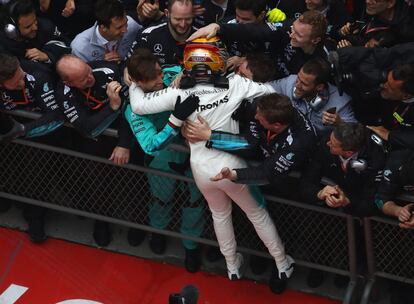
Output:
[227, 253, 244, 280]
[278, 255, 295, 280]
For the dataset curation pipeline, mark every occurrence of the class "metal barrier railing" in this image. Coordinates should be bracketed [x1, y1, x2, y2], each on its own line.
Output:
[4, 109, 414, 303]
[361, 216, 414, 304]
[0, 136, 358, 304]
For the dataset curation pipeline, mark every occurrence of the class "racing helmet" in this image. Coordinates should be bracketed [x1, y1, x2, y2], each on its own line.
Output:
[183, 37, 228, 77]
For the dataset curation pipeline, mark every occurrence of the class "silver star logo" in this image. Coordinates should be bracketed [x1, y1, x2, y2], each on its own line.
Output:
[154, 43, 162, 53]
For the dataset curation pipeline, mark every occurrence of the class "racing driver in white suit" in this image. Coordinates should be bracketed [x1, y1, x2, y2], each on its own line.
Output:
[129, 38, 295, 293]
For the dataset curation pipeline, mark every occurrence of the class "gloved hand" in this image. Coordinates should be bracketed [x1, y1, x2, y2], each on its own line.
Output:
[0, 118, 26, 144]
[266, 8, 286, 23]
[169, 94, 200, 128]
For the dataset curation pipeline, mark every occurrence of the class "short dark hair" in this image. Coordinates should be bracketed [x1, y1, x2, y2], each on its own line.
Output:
[301, 57, 331, 85]
[392, 63, 414, 96]
[127, 48, 160, 82]
[95, 0, 125, 27]
[0, 53, 20, 83]
[298, 10, 327, 39]
[168, 0, 193, 11]
[234, 0, 266, 17]
[245, 52, 275, 82]
[333, 122, 367, 151]
[256, 93, 294, 125]
[6, 0, 35, 24]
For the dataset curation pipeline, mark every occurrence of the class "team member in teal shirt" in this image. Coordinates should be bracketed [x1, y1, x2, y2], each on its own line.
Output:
[125, 48, 205, 273]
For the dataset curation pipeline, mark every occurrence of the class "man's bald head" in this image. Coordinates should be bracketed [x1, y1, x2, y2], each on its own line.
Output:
[56, 55, 95, 89]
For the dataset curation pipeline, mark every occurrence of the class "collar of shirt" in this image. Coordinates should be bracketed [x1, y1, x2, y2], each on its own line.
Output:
[95, 27, 118, 51]
[95, 26, 109, 46]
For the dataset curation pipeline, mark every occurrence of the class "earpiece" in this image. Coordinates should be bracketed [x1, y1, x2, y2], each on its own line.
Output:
[292, 86, 299, 99]
[347, 131, 377, 172]
[370, 133, 384, 146]
[310, 87, 330, 111]
[349, 159, 367, 172]
[292, 86, 330, 112]
[347, 131, 383, 173]
[3, 1, 20, 40]
[309, 94, 325, 111]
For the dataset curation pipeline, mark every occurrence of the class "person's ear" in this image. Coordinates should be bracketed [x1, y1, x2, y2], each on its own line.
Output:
[387, 0, 396, 9]
[257, 11, 266, 23]
[136, 79, 146, 89]
[270, 122, 283, 132]
[311, 36, 321, 45]
[315, 83, 325, 93]
[98, 24, 108, 33]
[164, 9, 169, 18]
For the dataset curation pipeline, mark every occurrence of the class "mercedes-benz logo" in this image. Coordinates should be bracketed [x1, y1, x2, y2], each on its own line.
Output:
[154, 43, 162, 53]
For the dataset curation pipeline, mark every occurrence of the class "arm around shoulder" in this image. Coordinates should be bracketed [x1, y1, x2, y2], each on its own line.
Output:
[129, 83, 181, 115]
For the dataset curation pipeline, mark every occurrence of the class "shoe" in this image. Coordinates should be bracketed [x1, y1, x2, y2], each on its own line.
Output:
[127, 228, 146, 247]
[27, 217, 47, 243]
[227, 253, 244, 280]
[278, 255, 295, 279]
[149, 233, 166, 254]
[307, 269, 325, 288]
[93, 221, 111, 247]
[184, 248, 201, 273]
[249, 255, 269, 275]
[269, 255, 295, 294]
[205, 246, 222, 262]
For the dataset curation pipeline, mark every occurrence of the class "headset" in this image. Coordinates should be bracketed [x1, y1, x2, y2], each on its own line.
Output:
[3, 0, 20, 40]
[348, 158, 367, 172]
[347, 133, 385, 173]
[292, 86, 330, 112]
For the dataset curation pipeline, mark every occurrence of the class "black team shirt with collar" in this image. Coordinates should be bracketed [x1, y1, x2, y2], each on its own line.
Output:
[130, 22, 197, 66]
[300, 134, 386, 216]
[218, 21, 335, 79]
[0, 17, 71, 66]
[0, 60, 63, 137]
[55, 61, 132, 148]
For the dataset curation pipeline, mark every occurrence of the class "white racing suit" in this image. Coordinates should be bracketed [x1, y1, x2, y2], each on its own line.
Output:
[130, 74, 290, 273]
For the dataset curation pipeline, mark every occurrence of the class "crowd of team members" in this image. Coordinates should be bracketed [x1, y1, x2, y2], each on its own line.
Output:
[0, 0, 414, 296]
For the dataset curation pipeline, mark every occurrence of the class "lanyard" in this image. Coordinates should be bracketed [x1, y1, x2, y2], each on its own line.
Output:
[363, 20, 389, 35]
[266, 130, 276, 144]
[11, 87, 30, 105]
[81, 88, 105, 110]
[392, 104, 411, 127]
